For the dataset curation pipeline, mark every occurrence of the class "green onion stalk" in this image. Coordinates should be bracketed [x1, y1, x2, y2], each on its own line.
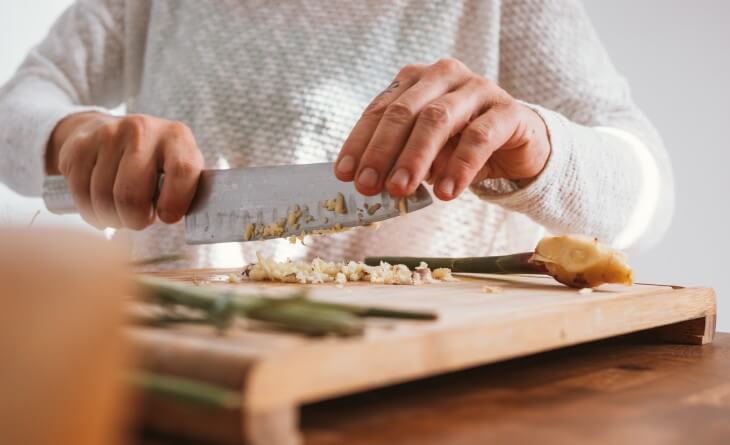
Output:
[134, 276, 435, 337]
[364, 252, 544, 275]
[129, 371, 241, 409]
[365, 235, 634, 289]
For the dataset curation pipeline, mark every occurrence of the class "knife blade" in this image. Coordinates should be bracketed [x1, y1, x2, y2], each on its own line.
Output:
[42, 162, 433, 244]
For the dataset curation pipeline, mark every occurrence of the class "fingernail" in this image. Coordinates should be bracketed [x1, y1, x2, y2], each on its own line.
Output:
[337, 155, 355, 174]
[159, 211, 179, 223]
[389, 168, 410, 189]
[358, 167, 379, 188]
[438, 177, 455, 197]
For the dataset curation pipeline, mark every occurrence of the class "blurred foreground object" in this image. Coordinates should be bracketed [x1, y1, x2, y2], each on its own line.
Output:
[0, 229, 131, 445]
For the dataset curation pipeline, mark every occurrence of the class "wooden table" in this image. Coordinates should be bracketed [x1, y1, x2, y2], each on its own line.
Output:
[139, 331, 730, 444]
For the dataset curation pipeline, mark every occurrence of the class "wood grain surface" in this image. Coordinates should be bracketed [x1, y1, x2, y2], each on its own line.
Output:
[132, 268, 717, 445]
[301, 332, 730, 445]
[138, 332, 730, 445]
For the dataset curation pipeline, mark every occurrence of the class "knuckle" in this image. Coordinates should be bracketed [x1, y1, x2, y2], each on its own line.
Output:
[95, 122, 117, 142]
[364, 144, 390, 159]
[120, 115, 147, 137]
[503, 97, 520, 113]
[113, 185, 146, 209]
[362, 99, 389, 118]
[119, 115, 148, 154]
[400, 150, 430, 171]
[383, 101, 415, 124]
[464, 123, 493, 146]
[167, 156, 200, 178]
[470, 76, 493, 91]
[451, 152, 479, 174]
[494, 92, 515, 108]
[397, 63, 422, 78]
[166, 121, 194, 140]
[419, 102, 451, 127]
[433, 57, 464, 74]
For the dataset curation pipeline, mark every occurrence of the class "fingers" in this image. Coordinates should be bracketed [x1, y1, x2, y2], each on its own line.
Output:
[90, 124, 125, 228]
[113, 117, 158, 230]
[434, 102, 521, 201]
[56, 113, 202, 231]
[335, 64, 423, 182]
[155, 123, 204, 223]
[428, 134, 460, 185]
[386, 78, 491, 196]
[353, 59, 472, 195]
[58, 133, 101, 228]
[65, 156, 101, 229]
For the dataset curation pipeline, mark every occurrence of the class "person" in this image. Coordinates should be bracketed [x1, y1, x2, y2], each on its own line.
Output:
[0, 0, 673, 268]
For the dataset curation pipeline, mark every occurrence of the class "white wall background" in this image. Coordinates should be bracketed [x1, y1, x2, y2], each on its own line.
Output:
[1, 1, 728, 328]
[583, 0, 730, 330]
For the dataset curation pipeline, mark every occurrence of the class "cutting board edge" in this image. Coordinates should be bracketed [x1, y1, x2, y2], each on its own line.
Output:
[242, 286, 717, 413]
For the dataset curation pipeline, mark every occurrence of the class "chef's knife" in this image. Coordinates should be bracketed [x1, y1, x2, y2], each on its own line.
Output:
[42, 162, 433, 244]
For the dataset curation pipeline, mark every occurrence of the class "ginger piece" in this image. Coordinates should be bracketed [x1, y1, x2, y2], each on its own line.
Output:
[530, 234, 633, 288]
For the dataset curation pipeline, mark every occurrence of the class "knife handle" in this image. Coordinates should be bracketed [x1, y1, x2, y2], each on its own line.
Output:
[42, 175, 164, 215]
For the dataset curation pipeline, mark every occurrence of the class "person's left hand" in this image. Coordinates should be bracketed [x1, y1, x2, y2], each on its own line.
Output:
[335, 58, 551, 200]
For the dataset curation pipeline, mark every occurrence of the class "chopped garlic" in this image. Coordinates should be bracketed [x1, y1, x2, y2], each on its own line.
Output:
[287, 205, 302, 226]
[432, 268, 458, 282]
[228, 273, 243, 284]
[243, 253, 458, 286]
[366, 203, 381, 215]
[323, 193, 348, 214]
[335, 193, 347, 214]
[309, 223, 348, 236]
[396, 197, 408, 215]
[414, 262, 434, 284]
[261, 218, 287, 237]
[482, 285, 503, 294]
[244, 223, 256, 241]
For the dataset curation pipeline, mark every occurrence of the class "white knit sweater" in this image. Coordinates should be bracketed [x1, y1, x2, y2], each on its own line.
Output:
[0, 0, 673, 268]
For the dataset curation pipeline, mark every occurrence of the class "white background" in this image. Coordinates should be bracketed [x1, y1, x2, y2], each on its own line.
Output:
[1, 1, 728, 329]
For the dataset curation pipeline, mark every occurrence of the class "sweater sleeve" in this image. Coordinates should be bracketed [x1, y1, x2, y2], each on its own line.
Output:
[470, 0, 674, 251]
[0, 0, 126, 196]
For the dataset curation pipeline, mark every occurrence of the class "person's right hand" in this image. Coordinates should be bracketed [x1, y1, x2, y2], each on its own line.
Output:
[45, 112, 204, 230]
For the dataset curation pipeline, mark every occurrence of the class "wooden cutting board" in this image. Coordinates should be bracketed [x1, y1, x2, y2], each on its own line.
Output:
[130, 269, 716, 445]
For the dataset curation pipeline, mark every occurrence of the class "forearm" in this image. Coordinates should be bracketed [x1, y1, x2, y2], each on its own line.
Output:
[0, 80, 105, 196]
[492, 0, 674, 250]
[0, 0, 126, 195]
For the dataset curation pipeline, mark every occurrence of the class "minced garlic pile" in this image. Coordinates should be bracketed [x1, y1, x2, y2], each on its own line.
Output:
[243, 252, 457, 286]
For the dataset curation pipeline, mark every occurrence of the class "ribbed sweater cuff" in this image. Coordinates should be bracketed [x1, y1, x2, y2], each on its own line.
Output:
[469, 103, 574, 214]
